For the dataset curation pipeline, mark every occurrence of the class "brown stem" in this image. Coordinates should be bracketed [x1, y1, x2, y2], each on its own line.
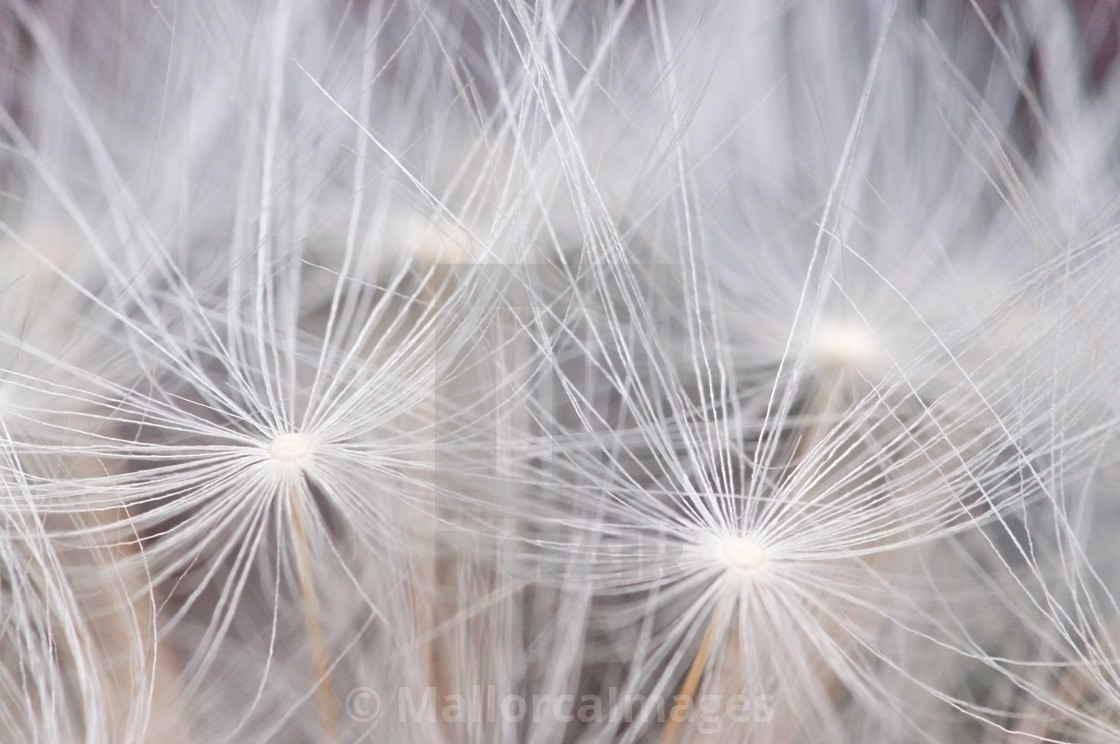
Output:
[658, 607, 724, 744]
[288, 488, 336, 744]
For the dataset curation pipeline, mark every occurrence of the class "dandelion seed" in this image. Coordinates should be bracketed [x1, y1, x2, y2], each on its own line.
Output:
[715, 535, 768, 577]
[265, 432, 314, 467]
[4, 0, 1120, 742]
[803, 318, 885, 373]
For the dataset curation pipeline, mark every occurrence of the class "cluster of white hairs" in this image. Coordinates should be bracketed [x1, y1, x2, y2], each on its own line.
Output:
[3, 0, 1120, 742]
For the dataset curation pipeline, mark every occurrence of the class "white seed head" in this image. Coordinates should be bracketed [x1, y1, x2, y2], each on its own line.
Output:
[400, 215, 472, 265]
[718, 536, 768, 576]
[806, 318, 883, 371]
[267, 432, 314, 465]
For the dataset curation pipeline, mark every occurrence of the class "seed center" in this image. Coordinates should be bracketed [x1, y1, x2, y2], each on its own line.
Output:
[719, 536, 767, 575]
[268, 432, 314, 464]
[808, 319, 882, 370]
